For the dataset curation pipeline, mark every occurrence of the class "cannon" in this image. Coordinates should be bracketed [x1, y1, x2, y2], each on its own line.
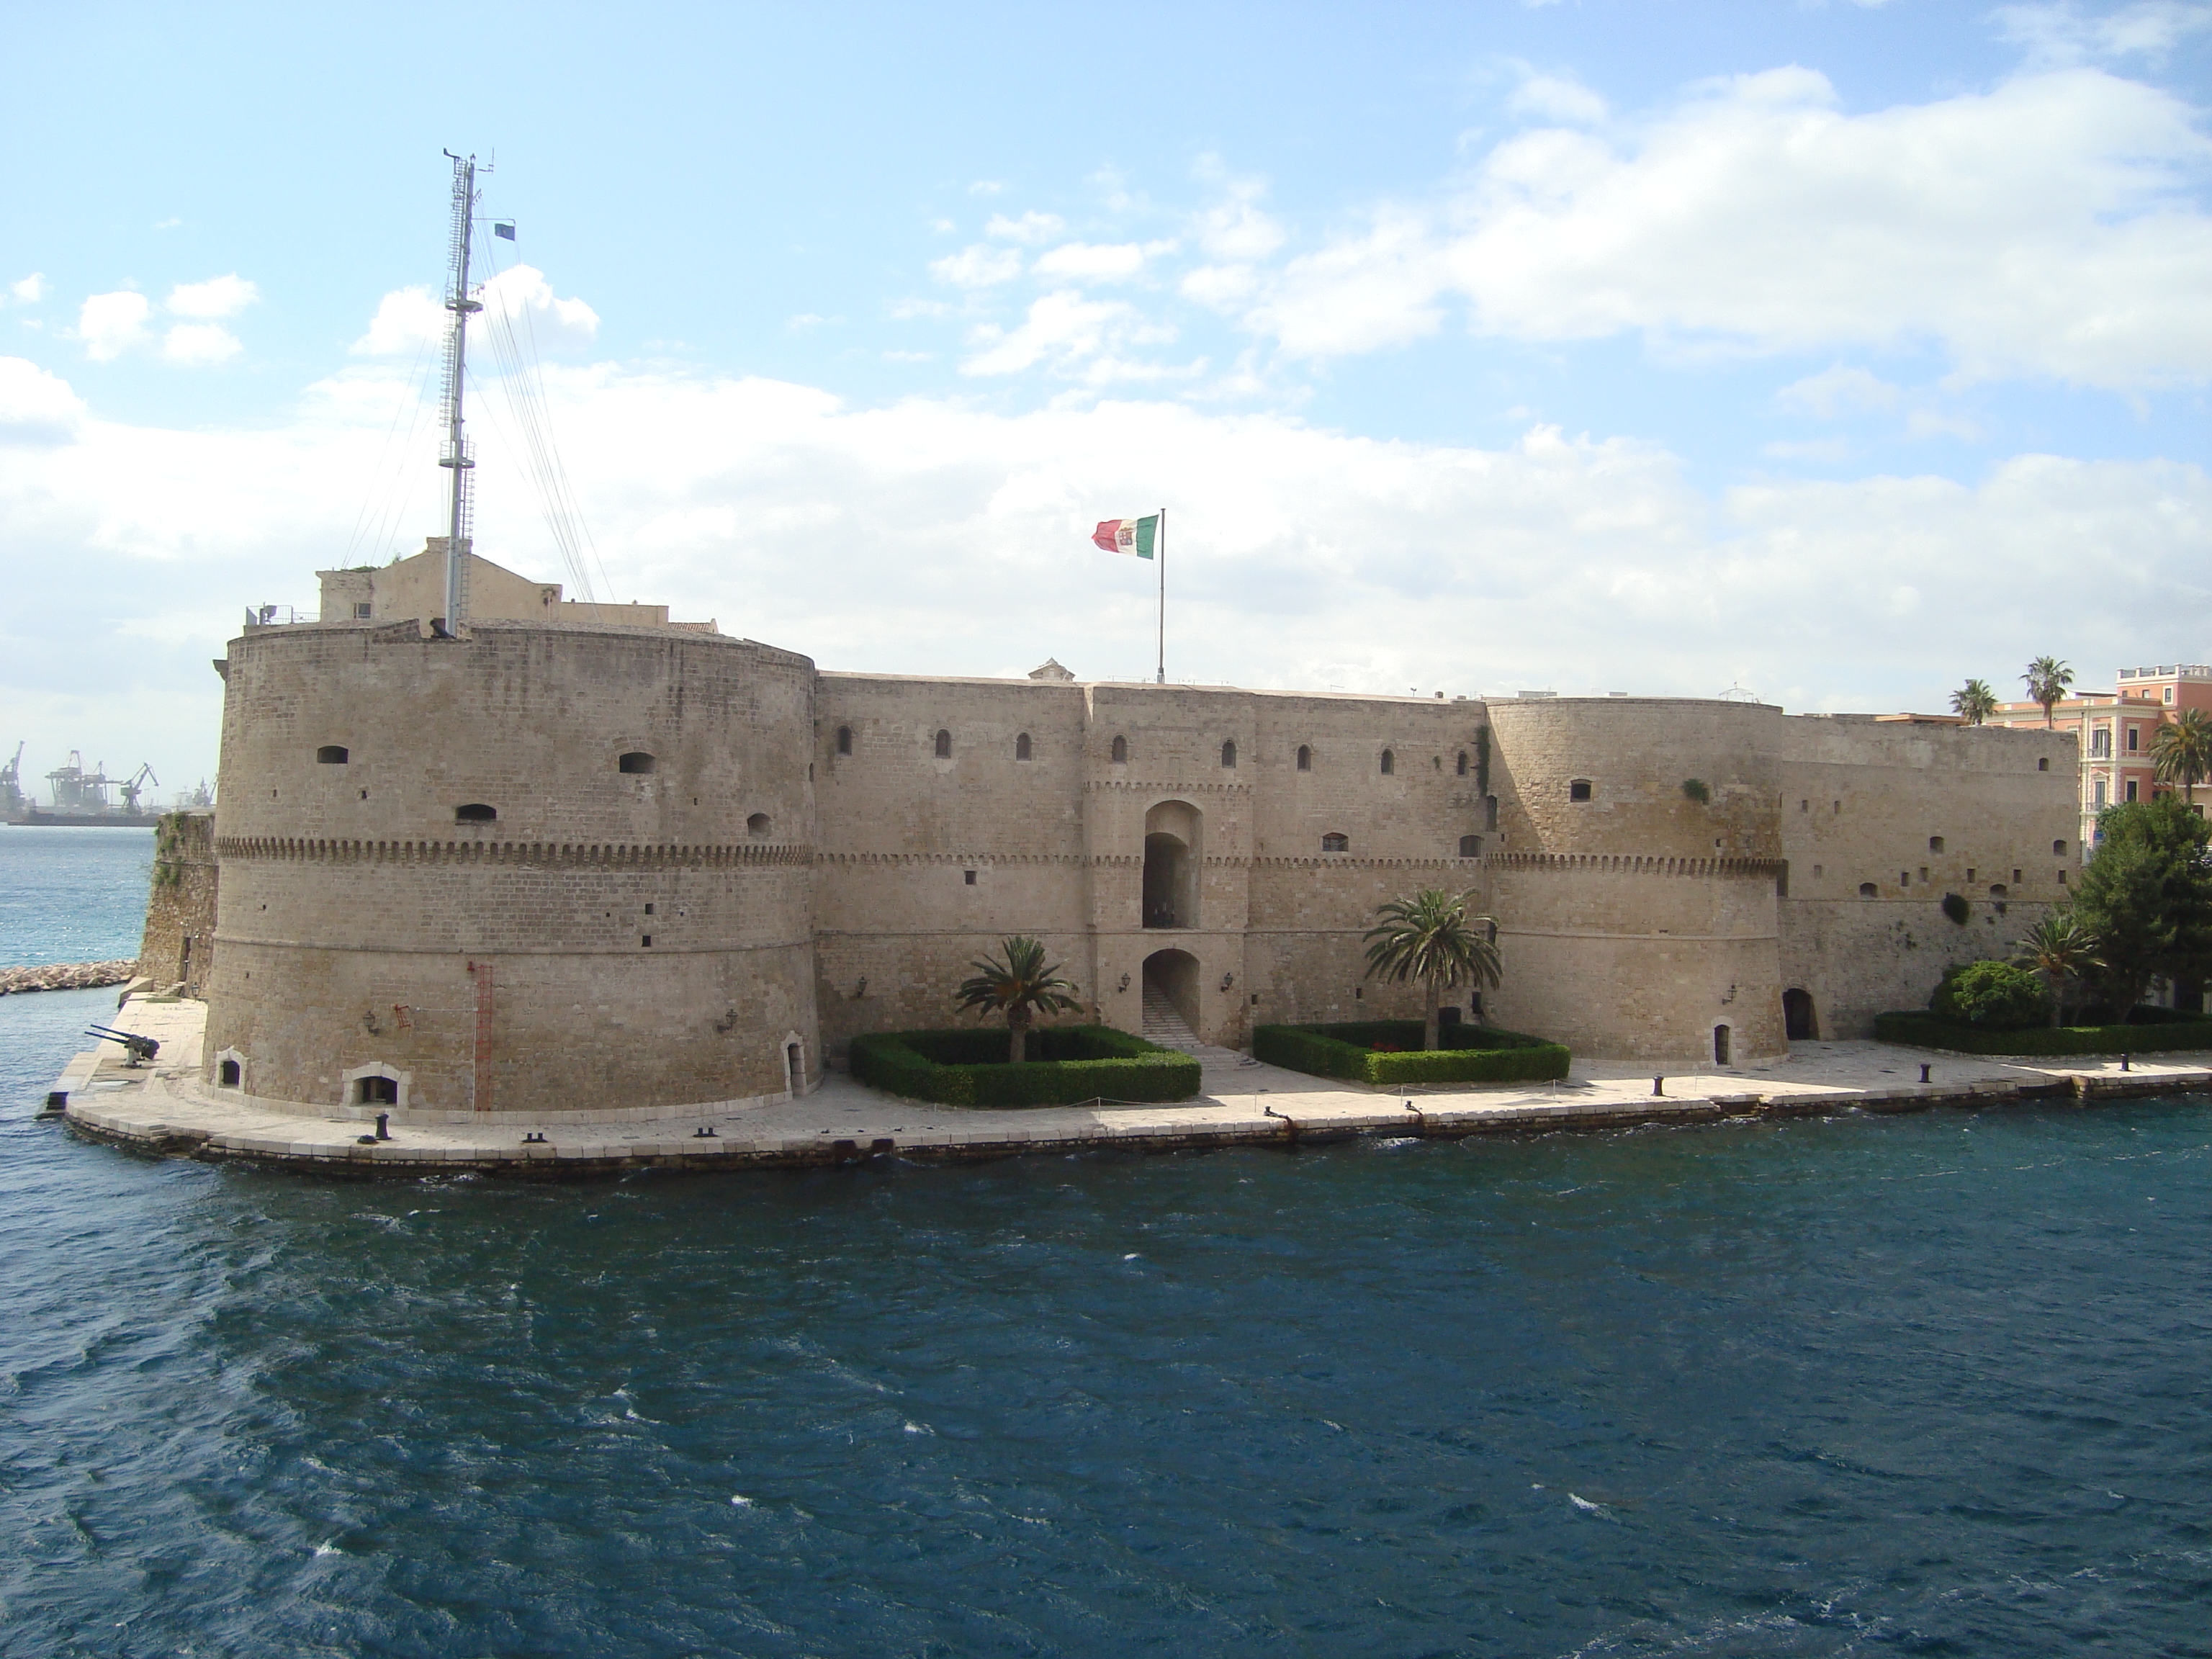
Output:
[86, 1024, 159, 1066]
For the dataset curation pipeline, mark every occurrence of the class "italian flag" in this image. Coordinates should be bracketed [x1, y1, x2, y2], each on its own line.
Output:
[1092, 514, 1159, 559]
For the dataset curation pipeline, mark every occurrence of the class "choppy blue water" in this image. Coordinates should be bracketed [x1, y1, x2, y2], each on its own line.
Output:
[0, 827, 153, 966]
[2, 840, 2210, 1657]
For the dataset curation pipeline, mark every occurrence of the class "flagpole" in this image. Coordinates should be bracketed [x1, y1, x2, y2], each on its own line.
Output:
[1156, 507, 1166, 685]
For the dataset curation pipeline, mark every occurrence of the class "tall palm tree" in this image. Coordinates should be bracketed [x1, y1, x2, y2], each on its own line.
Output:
[1362, 888, 1503, 1051]
[2150, 708, 2212, 806]
[953, 936, 1085, 1062]
[2013, 912, 2104, 1028]
[1950, 678, 1998, 725]
[2023, 656, 2074, 727]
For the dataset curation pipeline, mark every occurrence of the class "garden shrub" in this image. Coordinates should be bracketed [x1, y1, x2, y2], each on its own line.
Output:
[1928, 960, 2051, 1030]
[1252, 1020, 1569, 1086]
[1874, 1010, 2212, 1056]
[848, 1025, 1200, 1107]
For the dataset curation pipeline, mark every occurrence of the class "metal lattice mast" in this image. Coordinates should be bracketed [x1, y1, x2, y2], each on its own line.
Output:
[439, 150, 485, 627]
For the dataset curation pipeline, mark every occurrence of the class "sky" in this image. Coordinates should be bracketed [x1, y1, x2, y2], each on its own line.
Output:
[3, 0, 2209, 800]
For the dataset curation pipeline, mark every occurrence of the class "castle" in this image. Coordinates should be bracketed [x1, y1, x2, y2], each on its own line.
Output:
[172, 543, 2078, 1118]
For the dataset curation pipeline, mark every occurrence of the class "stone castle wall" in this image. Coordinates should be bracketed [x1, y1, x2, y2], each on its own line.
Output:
[136, 810, 219, 997]
[197, 600, 2082, 1110]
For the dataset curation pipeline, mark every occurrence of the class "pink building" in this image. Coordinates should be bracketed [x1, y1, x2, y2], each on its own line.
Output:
[1987, 664, 2212, 851]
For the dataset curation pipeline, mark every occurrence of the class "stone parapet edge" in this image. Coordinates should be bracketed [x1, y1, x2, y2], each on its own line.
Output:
[60, 1069, 2200, 1181]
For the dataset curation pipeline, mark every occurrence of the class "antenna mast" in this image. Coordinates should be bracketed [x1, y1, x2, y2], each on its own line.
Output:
[438, 150, 487, 629]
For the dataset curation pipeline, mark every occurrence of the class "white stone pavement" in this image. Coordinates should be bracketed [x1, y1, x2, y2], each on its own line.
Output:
[47, 997, 2212, 1176]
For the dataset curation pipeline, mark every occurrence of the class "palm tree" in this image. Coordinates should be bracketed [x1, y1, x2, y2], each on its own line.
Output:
[2013, 912, 2104, 1028]
[1950, 678, 1998, 725]
[1362, 888, 1503, 1051]
[2150, 708, 2212, 806]
[2023, 656, 2074, 727]
[953, 935, 1085, 1062]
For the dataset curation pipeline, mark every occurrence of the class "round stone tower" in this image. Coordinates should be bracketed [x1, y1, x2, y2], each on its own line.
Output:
[1483, 697, 1787, 1064]
[202, 619, 819, 1118]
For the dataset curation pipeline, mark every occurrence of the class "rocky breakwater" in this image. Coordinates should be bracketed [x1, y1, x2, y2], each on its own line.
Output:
[0, 961, 141, 996]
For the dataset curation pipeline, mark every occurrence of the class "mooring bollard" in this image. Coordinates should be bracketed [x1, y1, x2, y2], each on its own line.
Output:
[374, 1112, 391, 1141]
[1652, 1076, 1665, 1096]
[2121, 1053, 2131, 1071]
[1920, 1064, 1931, 1084]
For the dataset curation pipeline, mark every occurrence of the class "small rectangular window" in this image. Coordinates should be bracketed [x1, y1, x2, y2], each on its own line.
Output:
[964, 870, 977, 885]
[353, 601, 373, 619]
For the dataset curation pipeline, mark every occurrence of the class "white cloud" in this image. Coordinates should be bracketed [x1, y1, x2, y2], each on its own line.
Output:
[161, 323, 243, 366]
[1032, 241, 1161, 282]
[962, 291, 1174, 377]
[0, 356, 87, 441]
[1764, 437, 1855, 462]
[77, 291, 152, 360]
[985, 211, 1066, 243]
[1995, 1, 2212, 65]
[1509, 71, 1609, 124]
[6, 356, 2209, 786]
[1211, 68, 2212, 387]
[1194, 174, 1285, 261]
[928, 244, 1024, 288]
[8, 274, 43, 305]
[352, 266, 596, 356]
[1776, 366, 1901, 417]
[353, 285, 444, 354]
[166, 274, 258, 318]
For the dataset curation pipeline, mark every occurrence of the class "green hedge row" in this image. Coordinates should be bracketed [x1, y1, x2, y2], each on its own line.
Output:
[1873, 1011, 2212, 1056]
[848, 1025, 1202, 1107]
[1252, 1020, 1570, 1087]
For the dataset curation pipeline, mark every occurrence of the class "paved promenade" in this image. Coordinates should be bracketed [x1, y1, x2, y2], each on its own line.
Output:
[48, 996, 2212, 1177]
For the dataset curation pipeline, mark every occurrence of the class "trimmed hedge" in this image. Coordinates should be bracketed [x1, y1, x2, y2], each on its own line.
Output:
[1873, 1010, 2212, 1056]
[848, 1024, 1201, 1107]
[1253, 1020, 1570, 1087]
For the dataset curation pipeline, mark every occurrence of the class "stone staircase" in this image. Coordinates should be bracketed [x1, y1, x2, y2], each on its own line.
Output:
[1141, 986, 1258, 1079]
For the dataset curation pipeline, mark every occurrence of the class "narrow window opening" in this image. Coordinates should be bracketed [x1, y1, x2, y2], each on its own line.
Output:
[644, 903, 655, 914]
[747, 812, 771, 837]
[218, 1058, 240, 1087]
[455, 803, 496, 823]
[356, 1075, 398, 1106]
[1296, 745, 1311, 771]
[1967, 868, 1977, 883]
[2013, 868, 2022, 884]
[1380, 750, 1395, 776]
[316, 745, 349, 765]
[2038, 757, 2050, 771]
[934, 729, 951, 759]
[1568, 778, 1593, 802]
[642, 935, 653, 947]
[1928, 835, 1944, 853]
[1321, 832, 1349, 853]
[1111, 735, 1128, 764]
[2127, 779, 2139, 803]
[618, 751, 656, 774]
[1456, 751, 1468, 776]
[1016, 732, 1033, 761]
[1485, 796, 1498, 831]
[2128, 727, 2140, 752]
[964, 870, 977, 885]
[1220, 739, 1236, 768]
[1458, 835, 1481, 858]
[836, 726, 853, 755]
[1714, 1025, 1731, 1066]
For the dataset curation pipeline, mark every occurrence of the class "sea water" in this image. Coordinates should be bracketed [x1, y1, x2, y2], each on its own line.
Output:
[1, 836, 2208, 1657]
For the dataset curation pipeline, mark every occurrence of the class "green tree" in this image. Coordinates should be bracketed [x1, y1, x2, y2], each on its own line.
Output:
[2067, 797, 2212, 1015]
[2149, 708, 2212, 806]
[1362, 888, 1503, 1051]
[1950, 678, 1998, 725]
[1930, 959, 2051, 1030]
[2023, 656, 2075, 727]
[953, 935, 1084, 1063]
[2012, 912, 2105, 1028]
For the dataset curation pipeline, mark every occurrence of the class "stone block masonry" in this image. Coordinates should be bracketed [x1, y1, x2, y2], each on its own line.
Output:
[194, 552, 2078, 1118]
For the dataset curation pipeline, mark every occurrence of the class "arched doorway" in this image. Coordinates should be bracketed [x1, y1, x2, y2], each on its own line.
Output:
[1142, 948, 1201, 1039]
[1142, 799, 1202, 929]
[1782, 988, 1816, 1040]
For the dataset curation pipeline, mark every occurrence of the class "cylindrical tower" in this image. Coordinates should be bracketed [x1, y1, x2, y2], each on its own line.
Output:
[203, 619, 819, 1117]
[1483, 698, 1787, 1064]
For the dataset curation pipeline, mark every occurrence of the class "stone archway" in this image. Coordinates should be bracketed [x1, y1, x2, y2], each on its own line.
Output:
[1142, 948, 1201, 1038]
[1142, 799, 1202, 929]
[1782, 988, 1817, 1040]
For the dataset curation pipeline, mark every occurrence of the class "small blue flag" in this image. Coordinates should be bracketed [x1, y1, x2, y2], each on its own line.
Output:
[493, 221, 516, 240]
